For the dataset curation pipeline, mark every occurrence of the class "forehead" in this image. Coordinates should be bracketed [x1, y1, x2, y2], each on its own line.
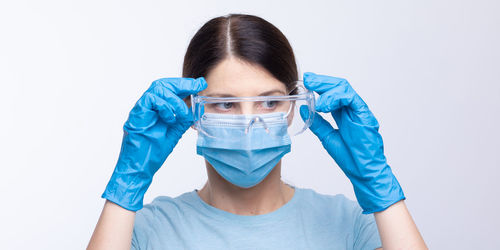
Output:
[201, 57, 287, 97]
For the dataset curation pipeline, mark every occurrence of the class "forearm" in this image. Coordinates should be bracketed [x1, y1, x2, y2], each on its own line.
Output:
[374, 200, 427, 249]
[87, 200, 136, 250]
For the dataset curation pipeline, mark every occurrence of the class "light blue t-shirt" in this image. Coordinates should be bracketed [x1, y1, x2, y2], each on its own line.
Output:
[132, 187, 382, 250]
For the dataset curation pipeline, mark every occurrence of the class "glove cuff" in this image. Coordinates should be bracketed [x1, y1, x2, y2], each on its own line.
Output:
[101, 171, 153, 211]
[352, 168, 406, 214]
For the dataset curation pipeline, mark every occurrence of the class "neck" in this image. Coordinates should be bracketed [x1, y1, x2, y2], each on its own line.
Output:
[197, 161, 295, 215]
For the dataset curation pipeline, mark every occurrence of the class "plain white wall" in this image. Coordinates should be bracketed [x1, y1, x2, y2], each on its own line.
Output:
[1, 0, 499, 249]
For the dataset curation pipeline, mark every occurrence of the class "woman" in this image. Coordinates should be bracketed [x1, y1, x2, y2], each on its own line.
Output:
[88, 14, 427, 249]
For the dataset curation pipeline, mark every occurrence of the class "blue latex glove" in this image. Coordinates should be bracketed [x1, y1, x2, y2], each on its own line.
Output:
[102, 77, 207, 211]
[300, 72, 405, 214]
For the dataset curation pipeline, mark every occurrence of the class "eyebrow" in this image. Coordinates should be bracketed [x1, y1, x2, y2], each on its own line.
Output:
[203, 89, 287, 97]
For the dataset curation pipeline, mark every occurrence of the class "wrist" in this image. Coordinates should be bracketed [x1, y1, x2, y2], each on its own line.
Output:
[101, 171, 153, 211]
[350, 168, 405, 214]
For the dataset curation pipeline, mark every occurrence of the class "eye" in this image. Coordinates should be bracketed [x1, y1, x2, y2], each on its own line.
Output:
[215, 102, 233, 111]
[261, 101, 278, 109]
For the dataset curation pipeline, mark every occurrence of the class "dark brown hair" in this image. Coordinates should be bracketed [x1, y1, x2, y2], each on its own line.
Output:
[182, 14, 298, 92]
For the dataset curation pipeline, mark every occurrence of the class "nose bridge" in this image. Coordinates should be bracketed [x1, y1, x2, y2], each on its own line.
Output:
[239, 100, 270, 134]
[240, 101, 254, 115]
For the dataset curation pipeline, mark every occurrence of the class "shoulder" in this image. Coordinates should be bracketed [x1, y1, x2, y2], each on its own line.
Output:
[296, 187, 382, 248]
[297, 187, 363, 216]
[135, 191, 197, 227]
[295, 187, 376, 231]
[298, 187, 354, 203]
[132, 191, 199, 249]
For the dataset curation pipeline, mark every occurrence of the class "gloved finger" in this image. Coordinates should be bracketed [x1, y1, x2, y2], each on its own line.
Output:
[315, 88, 371, 118]
[143, 92, 177, 124]
[148, 87, 193, 123]
[315, 85, 352, 113]
[152, 77, 207, 99]
[299, 105, 336, 142]
[125, 92, 170, 131]
[303, 72, 347, 95]
[332, 105, 380, 132]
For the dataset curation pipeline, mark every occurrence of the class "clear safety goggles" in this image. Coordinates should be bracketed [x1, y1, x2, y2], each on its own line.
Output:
[191, 81, 315, 140]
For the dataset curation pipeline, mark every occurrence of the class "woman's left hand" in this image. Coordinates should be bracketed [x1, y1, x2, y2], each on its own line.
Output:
[300, 72, 405, 214]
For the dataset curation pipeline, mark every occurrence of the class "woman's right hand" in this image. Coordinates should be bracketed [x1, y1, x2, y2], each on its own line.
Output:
[101, 77, 207, 211]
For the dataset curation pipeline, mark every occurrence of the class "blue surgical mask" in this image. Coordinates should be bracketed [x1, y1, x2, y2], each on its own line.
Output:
[196, 112, 291, 188]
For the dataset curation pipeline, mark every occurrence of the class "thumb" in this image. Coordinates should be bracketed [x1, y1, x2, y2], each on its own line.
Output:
[154, 77, 208, 99]
[300, 105, 347, 168]
[299, 105, 336, 142]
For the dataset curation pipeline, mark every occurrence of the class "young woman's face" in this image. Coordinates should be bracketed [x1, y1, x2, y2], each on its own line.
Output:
[201, 57, 288, 115]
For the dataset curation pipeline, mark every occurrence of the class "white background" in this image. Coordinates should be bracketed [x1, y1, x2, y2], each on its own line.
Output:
[1, 0, 499, 249]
